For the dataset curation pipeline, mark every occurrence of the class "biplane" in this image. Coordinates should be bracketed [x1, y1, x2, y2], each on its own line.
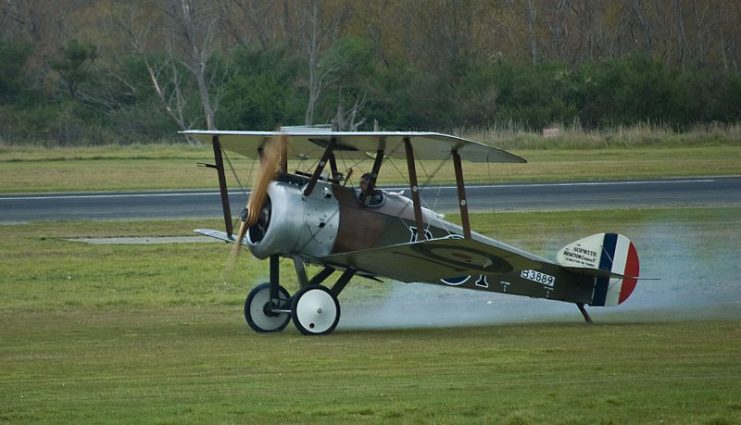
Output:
[184, 128, 640, 335]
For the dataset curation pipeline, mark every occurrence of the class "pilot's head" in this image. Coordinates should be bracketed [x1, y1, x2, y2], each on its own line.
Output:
[360, 173, 374, 192]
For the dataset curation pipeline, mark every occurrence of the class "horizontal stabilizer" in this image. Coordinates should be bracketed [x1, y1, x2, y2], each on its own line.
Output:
[561, 265, 635, 280]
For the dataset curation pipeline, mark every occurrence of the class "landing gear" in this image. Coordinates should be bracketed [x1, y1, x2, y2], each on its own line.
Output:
[291, 285, 341, 335]
[244, 283, 291, 333]
[242, 255, 352, 335]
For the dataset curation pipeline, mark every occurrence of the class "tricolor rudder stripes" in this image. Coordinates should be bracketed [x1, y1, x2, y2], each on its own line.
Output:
[556, 233, 640, 307]
[594, 233, 640, 306]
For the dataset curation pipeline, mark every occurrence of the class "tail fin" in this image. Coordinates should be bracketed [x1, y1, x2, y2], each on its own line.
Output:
[557, 233, 640, 306]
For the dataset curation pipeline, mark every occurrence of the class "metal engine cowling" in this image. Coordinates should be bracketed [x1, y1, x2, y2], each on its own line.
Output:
[246, 181, 340, 260]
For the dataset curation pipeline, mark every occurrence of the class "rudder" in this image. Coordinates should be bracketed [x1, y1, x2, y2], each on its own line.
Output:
[557, 233, 640, 306]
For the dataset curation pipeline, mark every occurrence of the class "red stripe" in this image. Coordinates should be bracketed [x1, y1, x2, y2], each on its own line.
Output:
[618, 242, 640, 304]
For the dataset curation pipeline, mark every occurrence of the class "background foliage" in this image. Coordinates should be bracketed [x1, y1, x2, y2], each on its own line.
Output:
[1, 0, 739, 145]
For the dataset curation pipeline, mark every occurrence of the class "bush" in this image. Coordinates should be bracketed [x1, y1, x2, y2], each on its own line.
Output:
[218, 46, 305, 130]
[1, 38, 739, 144]
[0, 40, 33, 104]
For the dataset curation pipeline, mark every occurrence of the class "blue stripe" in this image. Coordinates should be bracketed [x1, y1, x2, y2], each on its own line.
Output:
[599, 233, 618, 271]
[592, 234, 618, 306]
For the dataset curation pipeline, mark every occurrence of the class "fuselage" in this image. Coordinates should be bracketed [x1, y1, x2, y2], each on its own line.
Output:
[247, 176, 547, 263]
[243, 176, 600, 305]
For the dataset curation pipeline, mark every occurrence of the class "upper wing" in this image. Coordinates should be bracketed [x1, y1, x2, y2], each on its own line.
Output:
[319, 237, 547, 283]
[181, 130, 526, 163]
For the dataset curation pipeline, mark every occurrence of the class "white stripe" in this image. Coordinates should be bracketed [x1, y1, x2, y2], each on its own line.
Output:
[605, 235, 630, 306]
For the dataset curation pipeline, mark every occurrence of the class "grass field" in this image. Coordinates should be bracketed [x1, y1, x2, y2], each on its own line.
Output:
[3, 312, 739, 424]
[1, 144, 740, 193]
[2, 134, 739, 423]
[2, 209, 740, 424]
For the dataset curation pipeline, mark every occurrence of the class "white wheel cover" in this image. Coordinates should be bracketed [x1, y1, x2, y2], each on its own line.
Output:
[248, 286, 289, 331]
[295, 289, 338, 334]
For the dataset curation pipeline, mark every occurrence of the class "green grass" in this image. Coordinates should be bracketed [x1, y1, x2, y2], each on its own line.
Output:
[3, 312, 740, 424]
[2, 207, 738, 310]
[2, 129, 739, 423]
[1, 208, 740, 424]
[1, 144, 740, 193]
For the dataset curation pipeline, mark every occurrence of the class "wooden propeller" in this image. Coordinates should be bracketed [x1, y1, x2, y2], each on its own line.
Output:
[227, 135, 283, 269]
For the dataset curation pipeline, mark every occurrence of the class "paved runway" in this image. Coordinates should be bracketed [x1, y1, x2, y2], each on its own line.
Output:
[1, 177, 740, 223]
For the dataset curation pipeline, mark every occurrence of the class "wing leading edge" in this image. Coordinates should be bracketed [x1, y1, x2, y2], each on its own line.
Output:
[181, 130, 526, 163]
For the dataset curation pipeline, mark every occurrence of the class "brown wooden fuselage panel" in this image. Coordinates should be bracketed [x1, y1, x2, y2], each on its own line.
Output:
[331, 185, 449, 253]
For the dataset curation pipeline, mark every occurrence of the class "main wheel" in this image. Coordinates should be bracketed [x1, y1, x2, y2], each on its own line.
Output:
[244, 283, 291, 333]
[291, 285, 340, 335]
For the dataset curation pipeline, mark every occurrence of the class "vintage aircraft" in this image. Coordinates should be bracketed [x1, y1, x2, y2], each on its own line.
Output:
[183, 128, 640, 335]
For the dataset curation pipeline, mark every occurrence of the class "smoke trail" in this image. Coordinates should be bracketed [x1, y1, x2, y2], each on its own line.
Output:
[340, 283, 578, 331]
[338, 214, 741, 331]
[612, 217, 741, 321]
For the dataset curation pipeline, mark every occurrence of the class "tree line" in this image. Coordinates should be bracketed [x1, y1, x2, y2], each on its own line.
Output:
[1, 0, 739, 145]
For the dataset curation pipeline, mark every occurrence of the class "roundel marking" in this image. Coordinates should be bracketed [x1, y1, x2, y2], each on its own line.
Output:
[441, 275, 471, 286]
[411, 242, 513, 287]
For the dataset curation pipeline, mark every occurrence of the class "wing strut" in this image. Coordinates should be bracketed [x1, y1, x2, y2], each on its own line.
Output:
[303, 137, 336, 196]
[452, 150, 472, 239]
[328, 154, 341, 183]
[279, 135, 288, 174]
[361, 148, 385, 206]
[404, 137, 427, 242]
[211, 136, 234, 237]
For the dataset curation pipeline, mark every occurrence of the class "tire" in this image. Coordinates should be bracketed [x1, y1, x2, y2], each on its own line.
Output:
[291, 285, 340, 335]
[244, 283, 291, 333]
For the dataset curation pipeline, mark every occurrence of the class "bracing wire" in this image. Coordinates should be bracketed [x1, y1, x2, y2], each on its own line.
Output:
[223, 148, 254, 231]
[385, 146, 457, 239]
[223, 149, 250, 197]
[414, 150, 457, 238]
